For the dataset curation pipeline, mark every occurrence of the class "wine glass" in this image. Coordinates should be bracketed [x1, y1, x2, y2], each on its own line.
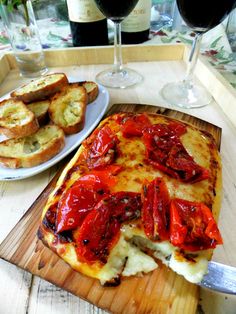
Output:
[93, 0, 143, 89]
[161, 0, 236, 108]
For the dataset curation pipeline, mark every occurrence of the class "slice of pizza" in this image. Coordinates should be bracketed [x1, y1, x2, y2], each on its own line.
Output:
[38, 112, 222, 286]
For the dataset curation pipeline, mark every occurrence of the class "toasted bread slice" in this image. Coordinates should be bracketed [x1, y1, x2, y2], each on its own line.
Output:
[0, 125, 65, 168]
[11, 73, 69, 104]
[28, 100, 49, 125]
[0, 98, 39, 139]
[79, 81, 99, 103]
[49, 83, 87, 135]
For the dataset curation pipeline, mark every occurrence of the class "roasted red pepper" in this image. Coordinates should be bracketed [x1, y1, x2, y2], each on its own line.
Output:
[85, 125, 120, 170]
[142, 178, 170, 241]
[170, 198, 223, 251]
[75, 191, 142, 264]
[143, 122, 209, 183]
[166, 145, 209, 182]
[56, 165, 123, 233]
[56, 173, 110, 233]
[116, 113, 152, 138]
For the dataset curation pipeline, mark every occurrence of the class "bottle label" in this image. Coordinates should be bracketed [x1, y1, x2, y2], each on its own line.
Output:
[67, 0, 105, 23]
[121, 0, 151, 32]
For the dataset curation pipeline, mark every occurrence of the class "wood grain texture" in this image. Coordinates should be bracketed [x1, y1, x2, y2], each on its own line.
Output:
[0, 104, 222, 314]
[5, 45, 185, 68]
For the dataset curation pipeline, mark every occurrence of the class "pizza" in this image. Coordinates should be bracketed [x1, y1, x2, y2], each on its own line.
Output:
[38, 111, 223, 286]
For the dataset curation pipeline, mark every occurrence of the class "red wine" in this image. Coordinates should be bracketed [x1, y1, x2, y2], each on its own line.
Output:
[94, 0, 139, 22]
[121, 0, 151, 44]
[67, 0, 108, 47]
[177, 0, 236, 32]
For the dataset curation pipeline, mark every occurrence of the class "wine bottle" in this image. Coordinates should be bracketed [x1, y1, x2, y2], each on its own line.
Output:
[67, 0, 108, 47]
[121, 0, 151, 44]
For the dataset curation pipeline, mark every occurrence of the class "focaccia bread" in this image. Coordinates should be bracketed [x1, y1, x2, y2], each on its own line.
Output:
[38, 112, 222, 286]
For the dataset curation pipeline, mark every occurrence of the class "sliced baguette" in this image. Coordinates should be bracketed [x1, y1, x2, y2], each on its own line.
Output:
[0, 125, 65, 168]
[49, 83, 87, 135]
[28, 100, 49, 125]
[11, 73, 69, 104]
[0, 98, 39, 138]
[78, 81, 99, 103]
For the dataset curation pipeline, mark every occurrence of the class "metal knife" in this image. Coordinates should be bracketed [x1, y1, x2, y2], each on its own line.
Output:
[199, 261, 236, 295]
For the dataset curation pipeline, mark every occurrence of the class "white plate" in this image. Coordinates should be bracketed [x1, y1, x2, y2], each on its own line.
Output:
[0, 80, 109, 181]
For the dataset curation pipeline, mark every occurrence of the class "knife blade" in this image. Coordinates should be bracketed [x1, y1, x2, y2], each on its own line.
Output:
[199, 261, 236, 295]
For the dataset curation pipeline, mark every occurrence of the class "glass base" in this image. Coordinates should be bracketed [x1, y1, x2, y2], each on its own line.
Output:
[95, 67, 143, 89]
[15, 49, 48, 78]
[19, 66, 48, 78]
[161, 81, 212, 108]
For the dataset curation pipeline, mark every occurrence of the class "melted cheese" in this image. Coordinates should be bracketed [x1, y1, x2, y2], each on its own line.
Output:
[121, 225, 209, 284]
[99, 236, 157, 284]
[43, 222, 209, 284]
[169, 252, 208, 283]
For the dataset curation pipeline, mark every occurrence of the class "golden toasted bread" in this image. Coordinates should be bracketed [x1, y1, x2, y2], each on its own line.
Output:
[49, 83, 87, 135]
[28, 100, 49, 126]
[0, 98, 39, 139]
[11, 73, 69, 104]
[0, 125, 65, 168]
[78, 81, 99, 103]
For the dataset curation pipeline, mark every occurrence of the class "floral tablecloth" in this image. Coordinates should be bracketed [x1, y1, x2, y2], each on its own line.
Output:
[0, 18, 236, 88]
[148, 23, 236, 89]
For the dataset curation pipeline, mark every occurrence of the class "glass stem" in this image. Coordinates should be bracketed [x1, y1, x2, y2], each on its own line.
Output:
[23, 1, 30, 27]
[113, 21, 123, 72]
[184, 32, 202, 88]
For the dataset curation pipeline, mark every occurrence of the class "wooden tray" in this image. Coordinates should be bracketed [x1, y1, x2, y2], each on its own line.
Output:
[1, 44, 236, 127]
[0, 104, 221, 314]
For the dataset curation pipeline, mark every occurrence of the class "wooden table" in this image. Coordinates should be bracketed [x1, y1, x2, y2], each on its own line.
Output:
[0, 45, 236, 314]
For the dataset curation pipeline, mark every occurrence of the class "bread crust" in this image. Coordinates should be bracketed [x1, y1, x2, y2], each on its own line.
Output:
[79, 81, 99, 104]
[0, 98, 39, 138]
[58, 101, 86, 135]
[0, 125, 65, 168]
[28, 100, 49, 126]
[10, 73, 69, 104]
[49, 84, 87, 135]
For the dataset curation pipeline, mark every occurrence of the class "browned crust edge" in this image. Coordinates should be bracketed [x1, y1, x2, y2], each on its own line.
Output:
[78, 81, 99, 104]
[0, 98, 40, 138]
[49, 84, 87, 135]
[10, 73, 69, 104]
[60, 101, 86, 135]
[0, 117, 39, 139]
[0, 128, 65, 168]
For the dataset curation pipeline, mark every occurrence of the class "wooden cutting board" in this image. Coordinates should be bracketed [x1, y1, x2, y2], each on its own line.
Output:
[0, 104, 221, 314]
